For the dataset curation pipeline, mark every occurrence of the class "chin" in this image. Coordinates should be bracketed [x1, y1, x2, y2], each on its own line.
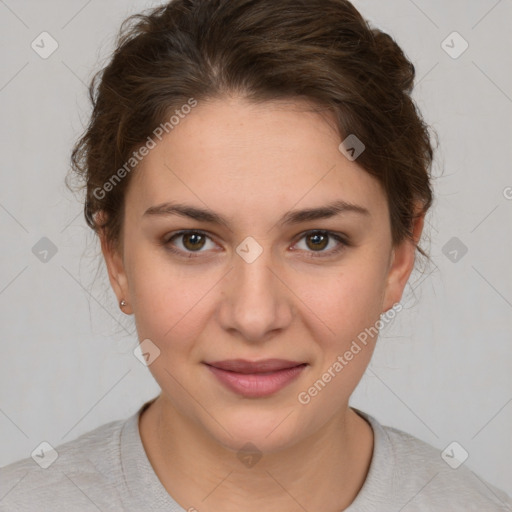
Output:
[202, 405, 306, 455]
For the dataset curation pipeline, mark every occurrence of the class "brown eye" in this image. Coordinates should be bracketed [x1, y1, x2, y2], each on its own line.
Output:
[293, 230, 348, 258]
[181, 232, 207, 251]
[164, 230, 217, 258]
[305, 232, 329, 251]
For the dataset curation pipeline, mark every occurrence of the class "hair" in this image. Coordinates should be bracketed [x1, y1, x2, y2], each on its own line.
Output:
[69, 0, 435, 257]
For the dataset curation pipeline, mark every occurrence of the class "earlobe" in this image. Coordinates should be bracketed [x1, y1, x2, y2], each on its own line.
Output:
[382, 210, 425, 312]
[99, 229, 133, 315]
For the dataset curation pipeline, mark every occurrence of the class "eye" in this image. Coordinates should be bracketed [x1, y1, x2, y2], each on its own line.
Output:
[164, 230, 218, 258]
[292, 230, 348, 258]
[162, 229, 349, 260]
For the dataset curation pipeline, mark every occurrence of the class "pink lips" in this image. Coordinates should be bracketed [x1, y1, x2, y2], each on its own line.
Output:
[205, 359, 307, 398]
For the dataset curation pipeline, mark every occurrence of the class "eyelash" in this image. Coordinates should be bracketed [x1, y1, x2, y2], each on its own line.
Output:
[162, 229, 349, 260]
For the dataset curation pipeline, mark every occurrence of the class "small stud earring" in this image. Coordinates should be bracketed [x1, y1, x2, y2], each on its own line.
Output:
[120, 299, 127, 308]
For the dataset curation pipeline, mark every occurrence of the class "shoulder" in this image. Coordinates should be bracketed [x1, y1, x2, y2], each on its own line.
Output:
[385, 424, 510, 507]
[351, 409, 512, 511]
[0, 417, 127, 511]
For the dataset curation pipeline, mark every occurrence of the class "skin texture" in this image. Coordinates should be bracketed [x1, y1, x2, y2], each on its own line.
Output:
[100, 96, 424, 511]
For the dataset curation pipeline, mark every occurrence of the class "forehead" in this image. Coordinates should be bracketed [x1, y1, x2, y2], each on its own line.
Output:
[126, 97, 387, 222]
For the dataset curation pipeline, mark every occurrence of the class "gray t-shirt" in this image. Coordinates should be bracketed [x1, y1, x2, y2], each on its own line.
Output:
[1, 398, 511, 511]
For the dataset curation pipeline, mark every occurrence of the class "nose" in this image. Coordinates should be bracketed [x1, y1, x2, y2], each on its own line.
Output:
[216, 241, 293, 344]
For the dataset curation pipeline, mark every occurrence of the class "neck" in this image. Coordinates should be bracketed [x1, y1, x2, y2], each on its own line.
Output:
[139, 395, 373, 512]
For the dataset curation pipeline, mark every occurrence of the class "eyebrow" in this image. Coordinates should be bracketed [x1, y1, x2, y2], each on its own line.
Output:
[143, 199, 370, 227]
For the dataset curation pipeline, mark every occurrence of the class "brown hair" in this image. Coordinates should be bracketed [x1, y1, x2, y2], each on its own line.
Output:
[69, 0, 435, 256]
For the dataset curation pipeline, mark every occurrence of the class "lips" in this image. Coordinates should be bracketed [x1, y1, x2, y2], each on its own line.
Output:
[205, 359, 305, 374]
[204, 359, 308, 397]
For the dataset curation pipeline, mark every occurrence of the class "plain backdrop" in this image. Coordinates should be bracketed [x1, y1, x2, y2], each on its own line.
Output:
[0, 0, 511, 498]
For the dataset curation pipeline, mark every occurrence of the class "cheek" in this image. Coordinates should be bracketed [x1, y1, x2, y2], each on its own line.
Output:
[296, 259, 389, 345]
[125, 245, 220, 349]
[131, 274, 206, 343]
[291, 264, 388, 414]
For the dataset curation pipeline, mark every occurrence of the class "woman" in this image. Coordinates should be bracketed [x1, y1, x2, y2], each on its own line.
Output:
[1, 0, 510, 510]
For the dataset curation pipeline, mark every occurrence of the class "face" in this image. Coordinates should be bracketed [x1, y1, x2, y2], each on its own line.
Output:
[102, 96, 420, 453]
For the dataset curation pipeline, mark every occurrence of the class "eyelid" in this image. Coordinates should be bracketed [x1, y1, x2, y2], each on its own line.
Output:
[162, 229, 217, 254]
[164, 228, 214, 244]
[291, 230, 349, 258]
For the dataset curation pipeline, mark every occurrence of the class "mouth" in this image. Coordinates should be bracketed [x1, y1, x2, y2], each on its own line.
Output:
[204, 359, 308, 397]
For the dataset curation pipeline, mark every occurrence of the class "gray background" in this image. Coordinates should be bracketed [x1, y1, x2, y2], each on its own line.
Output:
[1, 0, 511, 498]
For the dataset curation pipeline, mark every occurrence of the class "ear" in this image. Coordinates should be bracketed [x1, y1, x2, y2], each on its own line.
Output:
[99, 226, 133, 315]
[382, 207, 425, 312]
